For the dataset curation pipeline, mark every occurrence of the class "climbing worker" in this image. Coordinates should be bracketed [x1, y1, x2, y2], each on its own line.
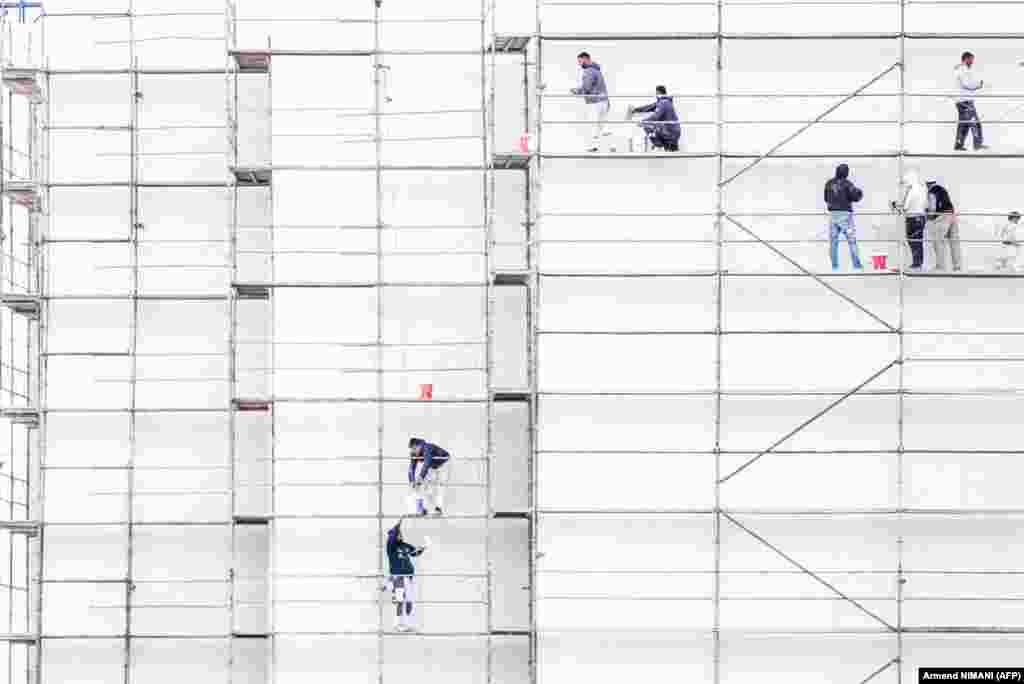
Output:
[899, 169, 929, 271]
[409, 437, 451, 517]
[628, 85, 681, 152]
[823, 162, 865, 270]
[569, 51, 611, 152]
[384, 521, 428, 633]
[954, 51, 989, 151]
[926, 179, 963, 271]
[995, 211, 1021, 271]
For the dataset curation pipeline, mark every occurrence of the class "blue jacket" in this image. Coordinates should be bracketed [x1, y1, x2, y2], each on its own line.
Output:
[634, 96, 681, 142]
[408, 441, 450, 482]
[386, 525, 423, 576]
[573, 63, 609, 104]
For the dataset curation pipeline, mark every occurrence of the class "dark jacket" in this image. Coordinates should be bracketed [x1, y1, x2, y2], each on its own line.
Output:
[408, 441, 450, 482]
[386, 525, 423, 576]
[926, 182, 955, 220]
[633, 96, 681, 143]
[824, 164, 863, 212]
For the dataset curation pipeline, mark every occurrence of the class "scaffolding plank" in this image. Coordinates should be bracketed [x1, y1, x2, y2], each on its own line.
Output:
[231, 166, 272, 186]
[0, 634, 36, 644]
[232, 284, 271, 300]
[0, 520, 39, 535]
[491, 153, 532, 171]
[489, 629, 532, 636]
[1, 407, 40, 428]
[3, 181, 42, 211]
[232, 50, 271, 74]
[1, 67, 43, 102]
[492, 391, 531, 402]
[232, 515, 270, 525]
[493, 271, 530, 286]
[488, 35, 531, 53]
[493, 511, 530, 520]
[232, 398, 272, 412]
[0, 294, 41, 318]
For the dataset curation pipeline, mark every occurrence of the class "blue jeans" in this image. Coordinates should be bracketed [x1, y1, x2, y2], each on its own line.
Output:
[829, 211, 862, 269]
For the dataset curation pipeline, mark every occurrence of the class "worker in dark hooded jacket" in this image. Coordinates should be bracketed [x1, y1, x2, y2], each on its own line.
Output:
[408, 437, 451, 517]
[823, 163, 864, 270]
[384, 521, 427, 632]
[629, 86, 681, 151]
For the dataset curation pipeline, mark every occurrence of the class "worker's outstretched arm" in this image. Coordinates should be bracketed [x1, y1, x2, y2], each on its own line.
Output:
[632, 101, 657, 115]
[408, 460, 417, 483]
[400, 541, 425, 557]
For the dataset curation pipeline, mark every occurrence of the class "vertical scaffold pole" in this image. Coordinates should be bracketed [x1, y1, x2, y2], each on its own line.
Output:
[531, 2, 543, 683]
[896, 2, 907, 682]
[712, 1, 725, 682]
[124, 3, 139, 681]
[481, 2, 496, 683]
[373, 2, 385, 683]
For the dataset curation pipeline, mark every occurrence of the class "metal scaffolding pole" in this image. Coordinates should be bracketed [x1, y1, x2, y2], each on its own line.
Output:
[712, 2, 724, 683]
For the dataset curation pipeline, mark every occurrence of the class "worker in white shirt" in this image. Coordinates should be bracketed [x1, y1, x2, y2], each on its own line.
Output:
[953, 51, 989, 151]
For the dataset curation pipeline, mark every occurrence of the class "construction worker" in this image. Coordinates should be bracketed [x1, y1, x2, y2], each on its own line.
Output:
[926, 179, 963, 271]
[384, 521, 428, 632]
[899, 169, 929, 271]
[409, 437, 451, 517]
[628, 85, 681, 152]
[954, 51, 989, 151]
[570, 51, 611, 152]
[823, 163, 865, 270]
[995, 211, 1021, 271]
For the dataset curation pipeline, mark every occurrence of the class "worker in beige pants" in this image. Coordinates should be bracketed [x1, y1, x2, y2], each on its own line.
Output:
[928, 211, 963, 271]
[926, 180, 963, 271]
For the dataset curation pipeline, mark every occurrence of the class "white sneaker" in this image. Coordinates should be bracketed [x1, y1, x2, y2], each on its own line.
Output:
[395, 624, 411, 633]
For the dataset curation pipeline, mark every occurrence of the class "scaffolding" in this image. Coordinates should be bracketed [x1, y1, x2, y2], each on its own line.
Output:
[0, 0, 1022, 683]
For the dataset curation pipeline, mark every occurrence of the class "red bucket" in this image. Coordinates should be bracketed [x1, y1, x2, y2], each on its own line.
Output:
[871, 254, 888, 270]
[418, 384, 433, 400]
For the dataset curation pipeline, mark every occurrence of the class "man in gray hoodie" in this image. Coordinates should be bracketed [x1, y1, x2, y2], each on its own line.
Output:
[570, 52, 610, 152]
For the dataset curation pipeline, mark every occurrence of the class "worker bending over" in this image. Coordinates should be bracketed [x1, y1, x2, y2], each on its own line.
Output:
[409, 437, 451, 517]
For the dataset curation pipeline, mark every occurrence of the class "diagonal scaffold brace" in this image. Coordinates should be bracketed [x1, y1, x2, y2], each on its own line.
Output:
[856, 659, 900, 684]
[724, 215, 898, 332]
[721, 512, 898, 633]
[719, 358, 901, 483]
[718, 62, 902, 187]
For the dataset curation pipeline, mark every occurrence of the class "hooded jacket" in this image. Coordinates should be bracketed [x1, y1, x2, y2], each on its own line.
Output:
[386, 524, 423, 576]
[954, 63, 983, 102]
[824, 164, 863, 212]
[572, 63, 609, 104]
[408, 439, 450, 482]
[633, 96, 681, 142]
[926, 181, 955, 220]
[902, 170, 928, 217]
